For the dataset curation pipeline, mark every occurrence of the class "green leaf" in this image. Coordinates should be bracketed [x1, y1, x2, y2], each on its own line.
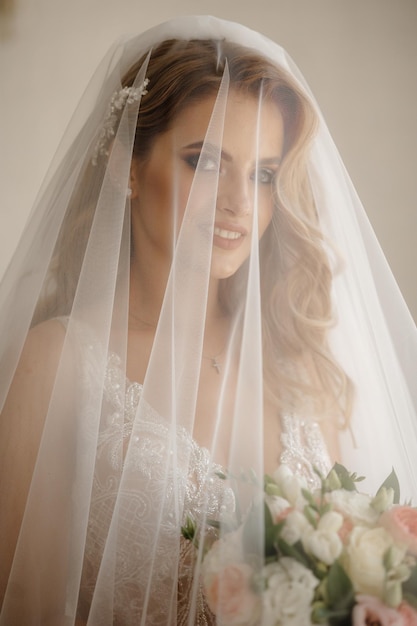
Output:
[327, 611, 353, 626]
[311, 602, 330, 623]
[181, 515, 197, 541]
[319, 502, 332, 516]
[263, 502, 284, 558]
[324, 469, 342, 492]
[313, 606, 351, 626]
[377, 468, 400, 504]
[302, 488, 319, 509]
[266, 524, 284, 558]
[330, 463, 363, 492]
[326, 561, 355, 612]
[265, 483, 282, 497]
[403, 593, 417, 610]
[242, 501, 281, 561]
[276, 537, 312, 569]
[214, 470, 227, 480]
[264, 473, 277, 487]
[403, 563, 417, 599]
[209, 517, 223, 528]
[304, 504, 319, 528]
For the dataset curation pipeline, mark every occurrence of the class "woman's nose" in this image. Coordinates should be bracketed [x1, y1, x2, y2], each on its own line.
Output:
[217, 171, 252, 216]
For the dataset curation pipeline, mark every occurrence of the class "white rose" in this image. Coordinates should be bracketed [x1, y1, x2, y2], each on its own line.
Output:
[327, 490, 379, 527]
[261, 558, 318, 626]
[345, 526, 395, 597]
[280, 510, 311, 545]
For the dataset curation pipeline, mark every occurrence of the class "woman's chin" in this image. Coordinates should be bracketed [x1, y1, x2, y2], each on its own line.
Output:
[210, 248, 249, 281]
[210, 261, 240, 281]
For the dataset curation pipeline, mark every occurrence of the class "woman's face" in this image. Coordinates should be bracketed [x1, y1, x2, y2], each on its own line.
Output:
[130, 89, 284, 280]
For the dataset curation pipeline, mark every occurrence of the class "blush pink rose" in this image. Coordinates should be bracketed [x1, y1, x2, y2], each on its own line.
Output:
[399, 603, 417, 626]
[353, 595, 404, 626]
[204, 563, 260, 626]
[380, 506, 417, 555]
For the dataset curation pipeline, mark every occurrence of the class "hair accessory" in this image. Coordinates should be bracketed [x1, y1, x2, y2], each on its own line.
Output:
[92, 79, 149, 165]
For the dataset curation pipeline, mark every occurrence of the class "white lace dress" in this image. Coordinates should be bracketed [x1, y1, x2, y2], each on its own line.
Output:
[65, 321, 331, 624]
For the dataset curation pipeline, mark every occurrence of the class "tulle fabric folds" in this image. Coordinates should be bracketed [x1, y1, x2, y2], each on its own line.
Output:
[0, 15, 416, 626]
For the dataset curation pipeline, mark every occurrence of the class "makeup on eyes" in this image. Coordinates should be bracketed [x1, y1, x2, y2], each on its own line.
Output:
[181, 140, 281, 183]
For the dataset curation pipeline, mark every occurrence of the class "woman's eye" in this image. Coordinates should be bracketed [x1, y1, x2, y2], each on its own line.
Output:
[184, 153, 219, 172]
[252, 168, 276, 184]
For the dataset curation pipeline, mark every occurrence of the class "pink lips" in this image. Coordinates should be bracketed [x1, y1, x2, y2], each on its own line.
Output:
[213, 222, 248, 250]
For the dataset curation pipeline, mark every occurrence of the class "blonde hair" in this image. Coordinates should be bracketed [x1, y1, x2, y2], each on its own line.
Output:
[34, 38, 352, 425]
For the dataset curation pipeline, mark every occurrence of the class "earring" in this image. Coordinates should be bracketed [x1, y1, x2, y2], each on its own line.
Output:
[127, 187, 132, 198]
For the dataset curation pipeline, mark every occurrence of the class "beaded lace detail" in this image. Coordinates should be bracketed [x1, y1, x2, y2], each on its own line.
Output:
[65, 320, 331, 623]
[76, 347, 234, 624]
[280, 413, 331, 487]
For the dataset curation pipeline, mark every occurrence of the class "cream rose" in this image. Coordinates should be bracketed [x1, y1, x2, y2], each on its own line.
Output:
[345, 526, 399, 597]
[327, 489, 379, 527]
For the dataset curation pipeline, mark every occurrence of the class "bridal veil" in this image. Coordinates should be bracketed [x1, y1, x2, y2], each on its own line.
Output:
[0, 15, 416, 625]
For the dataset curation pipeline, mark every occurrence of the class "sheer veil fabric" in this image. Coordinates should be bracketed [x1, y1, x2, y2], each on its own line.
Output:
[0, 15, 416, 625]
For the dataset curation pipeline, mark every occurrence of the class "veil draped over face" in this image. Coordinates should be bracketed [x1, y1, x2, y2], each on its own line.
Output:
[0, 15, 416, 626]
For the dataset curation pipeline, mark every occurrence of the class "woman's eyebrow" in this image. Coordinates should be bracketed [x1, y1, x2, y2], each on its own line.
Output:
[182, 141, 231, 162]
[182, 141, 282, 165]
[257, 156, 282, 166]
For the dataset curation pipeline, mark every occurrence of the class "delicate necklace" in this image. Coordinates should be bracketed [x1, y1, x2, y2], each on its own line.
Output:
[202, 352, 222, 374]
[129, 311, 158, 329]
[130, 310, 226, 374]
[202, 342, 227, 374]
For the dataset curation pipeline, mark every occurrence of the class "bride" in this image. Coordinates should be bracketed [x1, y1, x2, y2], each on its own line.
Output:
[1, 15, 416, 626]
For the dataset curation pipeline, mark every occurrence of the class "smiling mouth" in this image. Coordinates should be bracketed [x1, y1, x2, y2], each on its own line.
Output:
[213, 227, 243, 240]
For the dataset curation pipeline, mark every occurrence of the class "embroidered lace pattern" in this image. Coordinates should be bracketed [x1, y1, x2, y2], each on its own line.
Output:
[74, 343, 232, 624]
[280, 413, 332, 487]
[65, 320, 331, 623]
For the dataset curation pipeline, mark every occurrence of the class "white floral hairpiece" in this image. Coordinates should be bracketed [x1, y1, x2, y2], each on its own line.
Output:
[92, 78, 149, 165]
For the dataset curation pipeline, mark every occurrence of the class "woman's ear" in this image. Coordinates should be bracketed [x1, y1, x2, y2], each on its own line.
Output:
[129, 158, 141, 200]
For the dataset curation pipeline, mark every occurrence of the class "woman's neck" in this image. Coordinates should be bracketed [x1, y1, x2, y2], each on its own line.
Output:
[129, 252, 167, 329]
[128, 248, 225, 331]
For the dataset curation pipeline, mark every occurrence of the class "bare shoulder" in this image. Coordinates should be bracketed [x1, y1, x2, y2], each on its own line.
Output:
[16, 318, 68, 372]
[0, 318, 74, 447]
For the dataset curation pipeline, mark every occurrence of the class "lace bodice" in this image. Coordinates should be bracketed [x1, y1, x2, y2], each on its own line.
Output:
[67, 322, 331, 623]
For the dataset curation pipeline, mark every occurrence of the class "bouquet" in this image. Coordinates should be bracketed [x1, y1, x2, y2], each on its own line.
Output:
[182, 464, 417, 626]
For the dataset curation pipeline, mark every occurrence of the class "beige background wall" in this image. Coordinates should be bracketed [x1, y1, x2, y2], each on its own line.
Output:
[1, 0, 416, 318]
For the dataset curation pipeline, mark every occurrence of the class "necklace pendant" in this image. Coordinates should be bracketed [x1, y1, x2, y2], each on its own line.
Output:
[211, 357, 221, 374]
